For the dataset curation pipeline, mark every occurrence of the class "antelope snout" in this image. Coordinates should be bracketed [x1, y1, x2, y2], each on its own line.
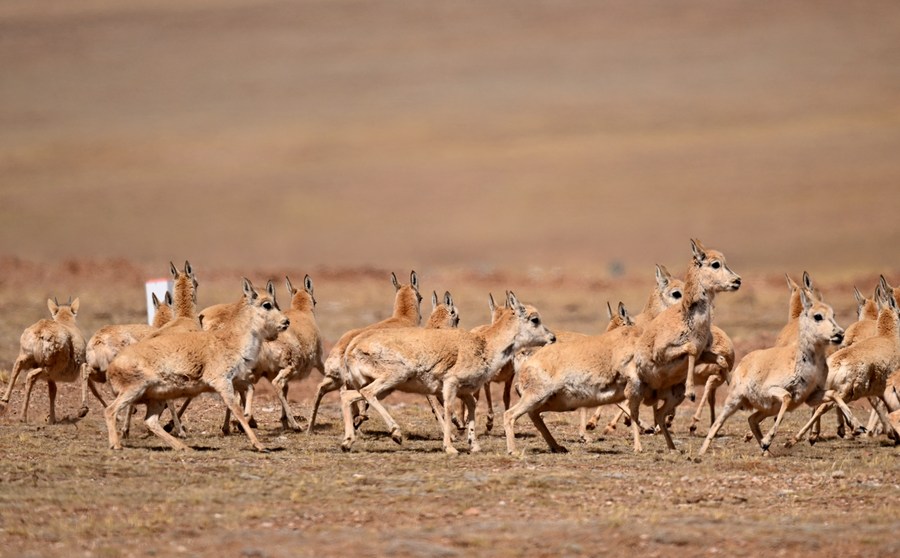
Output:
[830, 329, 844, 345]
[279, 318, 290, 331]
[547, 332, 557, 344]
[730, 276, 742, 290]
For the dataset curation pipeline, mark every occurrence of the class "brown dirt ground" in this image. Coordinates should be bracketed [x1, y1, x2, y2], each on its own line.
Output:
[2, 0, 900, 555]
[0, 263, 898, 558]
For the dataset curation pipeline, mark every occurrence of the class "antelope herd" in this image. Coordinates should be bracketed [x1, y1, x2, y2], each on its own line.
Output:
[2, 240, 900, 458]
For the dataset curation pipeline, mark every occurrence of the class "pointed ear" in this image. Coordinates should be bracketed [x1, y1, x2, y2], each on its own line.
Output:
[799, 288, 812, 312]
[487, 293, 496, 314]
[853, 286, 863, 306]
[431, 291, 438, 310]
[410, 270, 419, 292]
[184, 260, 193, 278]
[444, 291, 453, 307]
[606, 301, 614, 320]
[285, 276, 295, 295]
[152, 293, 161, 308]
[242, 278, 257, 300]
[887, 289, 899, 312]
[880, 275, 891, 297]
[785, 273, 798, 291]
[304, 275, 314, 296]
[802, 271, 812, 291]
[391, 272, 400, 291]
[618, 301, 628, 321]
[170, 261, 178, 279]
[165, 291, 173, 305]
[690, 239, 707, 264]
[507, 291, 525, 317]
[266, 279, 277, 302]
[70, 298, 79, 315]
[47, 298, 58, 316]
[655, 265, 670, 289]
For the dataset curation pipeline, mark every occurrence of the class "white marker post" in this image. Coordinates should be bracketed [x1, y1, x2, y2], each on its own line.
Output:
[145, 278, 174, 325]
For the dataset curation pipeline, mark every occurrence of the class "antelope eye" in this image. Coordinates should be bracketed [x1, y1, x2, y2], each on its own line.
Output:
[671, 291, 682, 300]
[813, 313, 823, 322]
[262, 302, 273, 310]
[711, 261, 721, 269]
[530, 316, 541, 325]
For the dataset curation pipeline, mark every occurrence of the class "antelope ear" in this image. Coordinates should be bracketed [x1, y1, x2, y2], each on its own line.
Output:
[802, 271, 813, 291]
[170, 261, 178, 279]
[70, 298, 80, 315]
[184, 260, 194, 278]
[853, 286, 864, 306]
[606, 301, 614, 320]
[48, 298, 59, 316]
[391, 272, 400, 291]
[880, 275, 891, 296]
[304, 275, 314, 296]
[690, 239, 707, 264]
[799, 288, 812, 312]
[487, 293, 496, 314]
[242, 277, 257, 300]
[887, 290, 899, 312]
[410, 270, 419, 292]
[507, 291, 525, 317]
[655, 264, 670, 289]
[431, 291, 439, 310]
[285, 276, 295, 295]
[444, 291, 453, 307]
[618, 301, 628, 320]
[785, 273, 798, 291]
[152, 293, 161, 309]
[266, 279, 277, 303]
[165, 291, 173, 305]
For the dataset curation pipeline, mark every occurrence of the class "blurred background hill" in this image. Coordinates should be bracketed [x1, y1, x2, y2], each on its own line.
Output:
[2, 0, 899, 277]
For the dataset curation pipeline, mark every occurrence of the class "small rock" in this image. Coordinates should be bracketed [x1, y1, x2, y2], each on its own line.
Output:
[463, 507, 481, 516]
[831, 470, 846, 479]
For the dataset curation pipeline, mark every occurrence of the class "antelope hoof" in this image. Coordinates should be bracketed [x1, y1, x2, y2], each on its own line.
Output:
[689, 393, 696, 402]
[761, 442, 771, 453]
[352, 414, 368, 429]
[743, 433, 753, 443]
[853, 426, 866, 437]
[784, 439, 796, 449]
[689, 424, 698, 435]
[390, 427, 403, 445]
[470, 443, 482, 454]
[444, 445, 459, 456]
[550, 445, 569, 454]
[585, 421, 597, 432]
[77, 406, 89, 418]
[623, 417, 632, 427]
[340, 438, 353, 452]
[485, 418, 494, 432]
[110, 443, 123, 451]
[836, 425, 846, 438]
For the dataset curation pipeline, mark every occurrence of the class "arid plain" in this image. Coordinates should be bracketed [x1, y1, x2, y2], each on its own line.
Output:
[1, 1, 899, 557]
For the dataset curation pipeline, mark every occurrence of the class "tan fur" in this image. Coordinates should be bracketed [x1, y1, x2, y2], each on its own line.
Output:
[104, 279, 290, 452]
[504, 302, 641, 454]
[789, 278, 900, 445]
[206, 276, 326, 433]
[1, 298, 89, 423]
[85, 291, 175, 405]
[630, 240, 741, 452]
[341, 291, 556, 454]
[774, 272, 817, 347]
[146, 261, 200, 338]
[700, 290, 844, 455]
[306, 271, 422, 434]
